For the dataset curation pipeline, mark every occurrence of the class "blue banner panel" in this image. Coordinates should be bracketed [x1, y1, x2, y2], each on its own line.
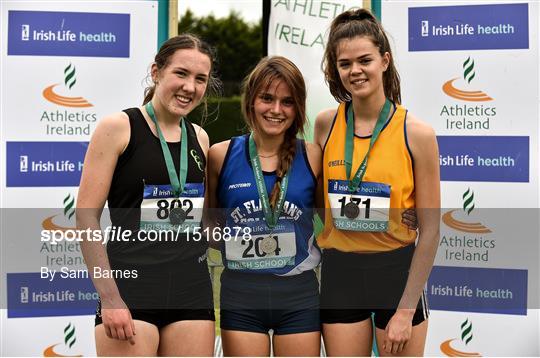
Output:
[8, 11, 130, 57]
[427, 266, 527, 315]
[409, 3, 529, 51]
[437, 136, 529, 183]
[7, 272, 98, 318]
[6, 141, 88, 187]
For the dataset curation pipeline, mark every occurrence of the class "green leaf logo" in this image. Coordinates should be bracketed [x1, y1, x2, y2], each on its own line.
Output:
[64, 323, 76, 349]
[64, 63, 77, 90]
[462, 188, 475, 215]
[463, 57, 475, 84]
[460, 319, 473, 345]
[63, 194, 75, 220]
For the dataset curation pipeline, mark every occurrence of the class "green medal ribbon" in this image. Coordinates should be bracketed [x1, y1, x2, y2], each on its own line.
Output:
[145, 102, 188, 196]
[345, 98, 392, 193]
[248, 134, 290, 229]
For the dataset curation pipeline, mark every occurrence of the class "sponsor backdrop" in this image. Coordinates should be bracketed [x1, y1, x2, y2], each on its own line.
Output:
[1, 0, 157, 356]
[385, 0, 539, 355]
[267, 0, 539, 355]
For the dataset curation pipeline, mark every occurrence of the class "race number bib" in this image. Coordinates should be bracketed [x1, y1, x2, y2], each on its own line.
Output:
[225, 220, 296, 270]
[140, 183, 204, 233]
[328, 179, 390, 232]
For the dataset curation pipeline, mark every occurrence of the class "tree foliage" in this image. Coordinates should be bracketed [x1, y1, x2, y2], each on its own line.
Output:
[179, 9, 262, 96]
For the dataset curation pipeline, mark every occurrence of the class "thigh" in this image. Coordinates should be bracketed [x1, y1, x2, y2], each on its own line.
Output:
[375, 319, 428, 357]
[322, 319, 373, 357]
[95, 320, 159, 356]
[221, 329, 271, 357]
[273, 331, 321, 357]
[158, 320, 215, 357]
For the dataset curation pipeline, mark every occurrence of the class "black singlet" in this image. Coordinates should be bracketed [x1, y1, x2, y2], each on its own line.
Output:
[106, 107, 207, 268]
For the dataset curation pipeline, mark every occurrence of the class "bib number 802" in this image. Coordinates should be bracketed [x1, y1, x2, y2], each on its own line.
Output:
[156, 199, 194, 220]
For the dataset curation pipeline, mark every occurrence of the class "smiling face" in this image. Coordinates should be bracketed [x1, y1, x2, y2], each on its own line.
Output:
[252, 79, 296, 138]
[336, 36, 389, 101]
[151, 48, 211, 117]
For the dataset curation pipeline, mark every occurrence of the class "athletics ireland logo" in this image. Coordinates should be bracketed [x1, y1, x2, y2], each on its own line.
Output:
[443, 57, 492, 102]
[442, 188, 491, 234]
[43, 322, 82, 357]
[440, 318, 482, 356]
[43, 63, 92, 107]
[42, 193, 76, 231]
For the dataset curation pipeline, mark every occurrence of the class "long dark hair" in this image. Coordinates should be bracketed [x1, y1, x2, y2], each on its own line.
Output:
[241, 56, 307, 208]
[322, 8, 401, 104]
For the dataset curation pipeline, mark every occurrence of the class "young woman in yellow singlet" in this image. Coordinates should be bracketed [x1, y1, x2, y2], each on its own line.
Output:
[314, 9, 440, 356]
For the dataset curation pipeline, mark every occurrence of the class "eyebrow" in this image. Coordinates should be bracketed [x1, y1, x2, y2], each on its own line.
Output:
[172, 66, 208, 78]
[337, 53, 372, 62]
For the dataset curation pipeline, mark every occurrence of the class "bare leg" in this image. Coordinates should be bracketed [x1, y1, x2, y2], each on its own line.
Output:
[322, 318, 373, 357]
[157, 320, 215, 357]
[273, 331, 321, 357]
[95, 320, 159, 356]
[375, 319, 428, 357]
[221, 329, 271, 357]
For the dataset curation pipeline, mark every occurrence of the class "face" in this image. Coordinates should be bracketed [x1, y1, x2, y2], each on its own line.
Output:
[252, 79, 296, 138]
[152, 48, 211, 117]
[336, 36, 389, 100]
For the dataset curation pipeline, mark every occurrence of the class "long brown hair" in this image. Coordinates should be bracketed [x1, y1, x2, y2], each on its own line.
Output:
[241, 56, 307, 208]
[143, 34, 222, 118]
[322, 8, 401, 104]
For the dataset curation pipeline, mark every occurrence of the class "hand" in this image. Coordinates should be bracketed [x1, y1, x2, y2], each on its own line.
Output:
[401, 208, 418, 230]
[383, 309, 414, 354]
[100, 297, 136, 345]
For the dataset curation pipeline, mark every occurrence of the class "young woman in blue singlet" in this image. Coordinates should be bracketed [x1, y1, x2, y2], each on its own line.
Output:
[77, 34, 220, 356]
[207, 56, 323, 356]
[314, 9, 440, 356]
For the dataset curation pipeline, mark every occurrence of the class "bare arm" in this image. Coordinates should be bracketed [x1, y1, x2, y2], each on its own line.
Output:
[76, 112, 134, 341]
[383, 113, 440, 353]
[399, 114, 440, 311]
[313, 109, 336, 222]
[305, 141, 324, 222]
[204, 140, 230, 249]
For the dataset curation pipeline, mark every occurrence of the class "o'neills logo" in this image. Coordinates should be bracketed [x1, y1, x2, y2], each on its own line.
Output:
[43, 63, 92, 108]
[42, 194, 76, 231]
[443, 57, 492, 102]
[442, 188, 491, 234]
[440, 318, 482, 357]
[43, 323, 82, 357]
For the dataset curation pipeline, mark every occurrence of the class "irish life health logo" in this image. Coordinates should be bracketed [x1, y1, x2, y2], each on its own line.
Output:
[43, 323, 82, 357]
[443, 57, 492, 102]
[43, 64, 92, 108]
[440, 318, 481, 357]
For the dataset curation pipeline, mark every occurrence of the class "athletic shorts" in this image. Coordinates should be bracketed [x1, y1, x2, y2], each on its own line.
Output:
[220, 269, 320, 335]
[95, 258, 215, 329]
[320, 245, 429, 330]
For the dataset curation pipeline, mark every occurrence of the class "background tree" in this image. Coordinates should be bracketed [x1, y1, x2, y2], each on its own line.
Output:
[179, 9, 262, 96]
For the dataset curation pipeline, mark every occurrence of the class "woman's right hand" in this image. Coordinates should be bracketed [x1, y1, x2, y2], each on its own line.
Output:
[100, 297, 136, 345]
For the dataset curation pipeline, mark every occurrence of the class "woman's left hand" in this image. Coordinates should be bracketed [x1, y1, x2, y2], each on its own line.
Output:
[383, 309, 414, 354]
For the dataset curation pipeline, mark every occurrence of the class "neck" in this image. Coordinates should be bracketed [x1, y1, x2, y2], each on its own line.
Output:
[252, 131, 285, 155]
[351, 92, 387, 123]
[149, 98, 182, 126]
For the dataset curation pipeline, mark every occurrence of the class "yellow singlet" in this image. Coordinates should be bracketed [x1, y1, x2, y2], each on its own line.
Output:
[318, 101, 417, 253]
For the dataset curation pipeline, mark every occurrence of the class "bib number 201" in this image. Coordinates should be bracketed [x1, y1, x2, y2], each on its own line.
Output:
[242, 236, 281, 258]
